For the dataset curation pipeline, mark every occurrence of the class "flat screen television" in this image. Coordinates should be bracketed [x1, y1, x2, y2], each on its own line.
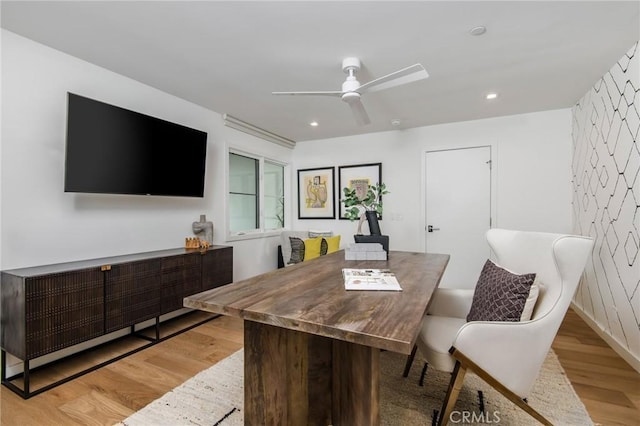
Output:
[64, 93, 207, 197]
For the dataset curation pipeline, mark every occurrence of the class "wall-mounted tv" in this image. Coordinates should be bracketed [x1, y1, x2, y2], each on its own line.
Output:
[64, 93, 208, 197]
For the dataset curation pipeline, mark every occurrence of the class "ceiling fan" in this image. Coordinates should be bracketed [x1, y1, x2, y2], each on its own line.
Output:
[272, 57, 429, 126]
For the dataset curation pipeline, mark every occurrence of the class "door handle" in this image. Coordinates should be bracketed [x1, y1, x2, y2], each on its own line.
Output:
[428, 225, 440, 233]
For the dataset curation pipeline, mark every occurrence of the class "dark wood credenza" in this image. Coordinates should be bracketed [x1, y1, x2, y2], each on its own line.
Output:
[0, 245, 232, 398]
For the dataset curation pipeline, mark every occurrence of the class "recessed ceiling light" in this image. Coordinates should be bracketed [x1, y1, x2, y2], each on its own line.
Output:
[309, 121, 319, 127]
[469, 26, 487, 36]
[391, 119, 401, 126]
[486, 93, 498, 100]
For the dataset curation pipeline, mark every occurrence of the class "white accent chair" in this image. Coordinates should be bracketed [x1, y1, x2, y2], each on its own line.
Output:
[404, 229, 593, 425]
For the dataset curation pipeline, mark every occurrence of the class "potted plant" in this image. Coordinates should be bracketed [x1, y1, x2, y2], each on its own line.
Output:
[341, 182, 389, 235]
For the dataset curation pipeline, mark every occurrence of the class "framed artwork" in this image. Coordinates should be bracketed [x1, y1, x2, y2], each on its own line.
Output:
[297, 167, 336, 219]
[338, 162, 382, 220]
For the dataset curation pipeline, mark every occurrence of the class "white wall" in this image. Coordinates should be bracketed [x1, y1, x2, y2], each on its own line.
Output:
[1, 29, 574, 295]
[0, 29, 576, 373]
[0, 30, 293, 374]
[0, 30, 574, 283]
[292, 109, 573, 252]
[0, 30, 291, 279]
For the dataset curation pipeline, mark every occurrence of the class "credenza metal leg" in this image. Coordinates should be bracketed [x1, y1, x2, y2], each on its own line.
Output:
[1, 350, 6, 382]
[1, 312, 219, 399]
[24, 359, 30, 398]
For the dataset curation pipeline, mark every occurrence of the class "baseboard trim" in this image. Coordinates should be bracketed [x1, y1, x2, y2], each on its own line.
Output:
[570, 302, 640, 374]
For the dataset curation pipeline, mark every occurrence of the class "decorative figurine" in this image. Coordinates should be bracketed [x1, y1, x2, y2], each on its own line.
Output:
[192, 214, 213, 244]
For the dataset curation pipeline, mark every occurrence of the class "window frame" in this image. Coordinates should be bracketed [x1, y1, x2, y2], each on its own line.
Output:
[226, 148, 288, 241]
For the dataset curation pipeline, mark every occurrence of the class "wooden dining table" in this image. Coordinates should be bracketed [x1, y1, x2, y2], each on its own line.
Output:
[184, 250, 449, 426]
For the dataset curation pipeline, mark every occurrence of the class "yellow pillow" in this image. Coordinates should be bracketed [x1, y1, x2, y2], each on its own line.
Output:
[324, 235, 341, 254]
[303, 237, 323, 260]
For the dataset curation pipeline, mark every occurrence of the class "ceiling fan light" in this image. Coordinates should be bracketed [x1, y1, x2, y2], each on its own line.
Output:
[341, 91, 361, 104]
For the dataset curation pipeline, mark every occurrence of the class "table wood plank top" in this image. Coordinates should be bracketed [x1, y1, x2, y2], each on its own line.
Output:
[184, 250, 449, 354]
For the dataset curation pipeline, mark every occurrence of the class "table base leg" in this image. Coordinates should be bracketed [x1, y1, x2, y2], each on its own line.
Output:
[332, 339, 379, 425]
[244, 321, 379, 426]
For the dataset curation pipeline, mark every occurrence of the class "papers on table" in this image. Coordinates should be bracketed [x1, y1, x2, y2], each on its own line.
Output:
[342, 268, 402, 291]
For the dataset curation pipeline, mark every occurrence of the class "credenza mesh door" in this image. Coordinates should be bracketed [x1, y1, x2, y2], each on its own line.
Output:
[25, 269, 104, 359]
[105, 259, 161, 333]
[160, 254, 201, 314]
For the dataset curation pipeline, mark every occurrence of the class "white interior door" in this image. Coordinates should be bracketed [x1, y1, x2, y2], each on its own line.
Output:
[425, 146, 492, 289]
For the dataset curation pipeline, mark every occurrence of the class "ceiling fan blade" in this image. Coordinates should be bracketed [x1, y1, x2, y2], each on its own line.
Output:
[272, 90, 342, 97]
[358, 64, 429, 93]
[349, 99, 371, 126]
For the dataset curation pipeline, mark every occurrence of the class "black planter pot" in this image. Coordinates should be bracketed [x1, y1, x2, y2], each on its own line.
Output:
[365, 211, 382, 235]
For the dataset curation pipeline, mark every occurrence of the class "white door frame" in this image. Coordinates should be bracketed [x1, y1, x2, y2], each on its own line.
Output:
[420, 143, 498, 254]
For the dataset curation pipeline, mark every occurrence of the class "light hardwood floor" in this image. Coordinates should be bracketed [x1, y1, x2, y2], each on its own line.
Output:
[1, 309, 639, 425]
[552, 310, 640, 426]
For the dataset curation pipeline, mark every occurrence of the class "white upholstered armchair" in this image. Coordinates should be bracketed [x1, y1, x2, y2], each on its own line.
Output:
[404, 228, 593, 425]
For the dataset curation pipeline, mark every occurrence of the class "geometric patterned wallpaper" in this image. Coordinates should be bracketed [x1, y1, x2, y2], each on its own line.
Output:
[571, 41, 639, 364]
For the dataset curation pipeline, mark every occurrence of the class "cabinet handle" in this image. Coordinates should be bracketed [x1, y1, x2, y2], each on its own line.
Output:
[101, 265, 112, 271]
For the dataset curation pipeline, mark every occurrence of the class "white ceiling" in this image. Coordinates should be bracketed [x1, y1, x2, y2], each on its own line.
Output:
[2, 1, 639, 142]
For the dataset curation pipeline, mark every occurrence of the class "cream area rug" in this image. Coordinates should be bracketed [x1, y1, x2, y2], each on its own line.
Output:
[118, 348, 592, 426]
